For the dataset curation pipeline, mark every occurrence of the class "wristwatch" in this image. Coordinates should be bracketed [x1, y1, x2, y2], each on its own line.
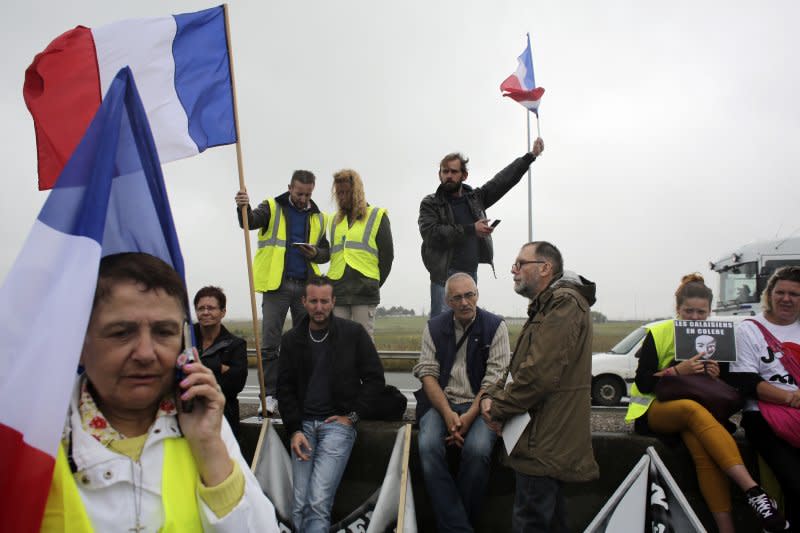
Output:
[346, 411, 360, 425]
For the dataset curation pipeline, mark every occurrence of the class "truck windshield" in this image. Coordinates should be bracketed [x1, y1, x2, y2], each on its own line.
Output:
[718, 262, 758, 306]
[609, 327, 646, 354]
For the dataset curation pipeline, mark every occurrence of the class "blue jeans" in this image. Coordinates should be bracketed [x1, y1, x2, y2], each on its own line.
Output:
[418, 402, 497, 532]
[430, 270, 477, 318]
[291, 419, 356, 533]
[512, 473, 567, 533]
[261, 279, 306, 395]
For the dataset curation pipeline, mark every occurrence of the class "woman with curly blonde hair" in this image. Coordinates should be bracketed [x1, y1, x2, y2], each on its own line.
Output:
[625, 274, 788, 532]
[327, 169, 393, 337]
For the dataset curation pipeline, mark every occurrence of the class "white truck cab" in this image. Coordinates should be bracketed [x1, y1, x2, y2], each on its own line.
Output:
[711, 237, 800, 316]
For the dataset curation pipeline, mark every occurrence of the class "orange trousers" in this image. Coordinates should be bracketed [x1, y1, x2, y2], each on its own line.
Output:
[647, 399, 743, 513]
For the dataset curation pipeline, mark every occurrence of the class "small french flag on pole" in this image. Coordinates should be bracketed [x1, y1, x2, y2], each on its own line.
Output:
[500, 33, 545, 115]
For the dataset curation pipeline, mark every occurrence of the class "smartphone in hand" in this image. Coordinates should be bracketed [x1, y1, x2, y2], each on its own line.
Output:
[490, 219, 501, 228]
[175, 321, 195, 413]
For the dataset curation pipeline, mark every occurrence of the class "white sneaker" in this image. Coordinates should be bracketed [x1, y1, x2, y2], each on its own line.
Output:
[257, 396, 277, 417]
[266, 396, 278, 414]
[257, 396, 278, 417]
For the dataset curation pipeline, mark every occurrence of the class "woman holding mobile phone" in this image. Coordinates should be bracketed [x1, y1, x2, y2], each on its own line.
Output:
[41, 253, 279, 532]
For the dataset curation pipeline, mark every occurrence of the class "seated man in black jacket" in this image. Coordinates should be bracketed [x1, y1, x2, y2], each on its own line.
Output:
[277, 276, 385, 533]
[193, 286, 248, 437]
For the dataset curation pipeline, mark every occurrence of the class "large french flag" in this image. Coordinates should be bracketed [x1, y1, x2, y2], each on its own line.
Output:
[0, 67, 184, 532]
[500, 33, 545, 115]
[24, 5, 235, 190]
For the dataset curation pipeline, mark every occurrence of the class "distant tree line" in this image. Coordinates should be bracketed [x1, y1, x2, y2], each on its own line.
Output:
[376, 305, 416, 317]
[591, 311, 607, 323]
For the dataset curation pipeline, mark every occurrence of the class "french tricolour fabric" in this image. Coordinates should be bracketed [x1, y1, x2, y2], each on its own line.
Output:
[24, 5, 235, 190]
[500, 33, 545, 115]
[0, 67, 185, 532]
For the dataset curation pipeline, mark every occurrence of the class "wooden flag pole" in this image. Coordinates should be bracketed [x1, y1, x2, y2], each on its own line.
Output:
[250, 417, 271, 472]
[396, 423, 413, 532]
[223, 4, 267, 416]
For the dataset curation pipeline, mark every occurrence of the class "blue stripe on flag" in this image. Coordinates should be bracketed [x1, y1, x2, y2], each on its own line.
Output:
[172, 6, 236, 152]
[36, 67, 185, 279]
[521, 35, 535, 90]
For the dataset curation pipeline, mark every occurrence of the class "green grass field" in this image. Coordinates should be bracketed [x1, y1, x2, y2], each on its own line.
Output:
[225, 316, 644, 354]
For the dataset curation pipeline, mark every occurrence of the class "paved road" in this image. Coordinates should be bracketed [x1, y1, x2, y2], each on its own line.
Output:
[239, 368, 629, 424]
[239, 368, 419, 405]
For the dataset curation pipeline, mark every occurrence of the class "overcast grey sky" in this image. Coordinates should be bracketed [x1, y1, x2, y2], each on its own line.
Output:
[2, 1, 799, 321]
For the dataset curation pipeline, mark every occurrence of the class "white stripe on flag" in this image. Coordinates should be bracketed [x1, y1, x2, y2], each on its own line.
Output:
[92, 17, 198, 162]
[0, 221, 100, 454]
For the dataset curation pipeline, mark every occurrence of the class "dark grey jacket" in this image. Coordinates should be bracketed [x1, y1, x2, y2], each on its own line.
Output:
[417, 153, 536, 284]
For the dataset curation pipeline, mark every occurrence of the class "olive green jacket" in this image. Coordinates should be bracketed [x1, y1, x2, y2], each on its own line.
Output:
[487, 272, 599, 481]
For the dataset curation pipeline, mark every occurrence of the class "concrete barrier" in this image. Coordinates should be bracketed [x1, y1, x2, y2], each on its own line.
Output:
[239, 419, 762, 531]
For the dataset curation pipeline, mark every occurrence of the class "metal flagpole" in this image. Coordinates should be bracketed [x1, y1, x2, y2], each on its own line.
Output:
[223, 4, 268, 416]
[526, 111, 533, 242]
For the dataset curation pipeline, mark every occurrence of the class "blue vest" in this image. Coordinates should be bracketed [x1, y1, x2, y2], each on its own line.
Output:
[415, 307, 503, 420]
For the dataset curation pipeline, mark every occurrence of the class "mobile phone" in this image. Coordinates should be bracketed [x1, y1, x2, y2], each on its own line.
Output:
[175, 321, 196, 413]
[490, 219, 501, 228]
[291, 242, 312, 247]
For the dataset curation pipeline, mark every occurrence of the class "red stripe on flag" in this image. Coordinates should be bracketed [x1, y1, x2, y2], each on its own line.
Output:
[0, 422, 56, 533]
[502, 86, 545, 103]
[500, 73, 523, 92]
[23, 26, 101, 191]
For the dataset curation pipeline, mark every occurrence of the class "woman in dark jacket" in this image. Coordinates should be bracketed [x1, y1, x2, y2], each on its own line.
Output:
[194, 286, 248, 438]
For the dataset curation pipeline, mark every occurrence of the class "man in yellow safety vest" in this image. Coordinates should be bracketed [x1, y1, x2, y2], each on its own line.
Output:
[235, 170, 329, 414]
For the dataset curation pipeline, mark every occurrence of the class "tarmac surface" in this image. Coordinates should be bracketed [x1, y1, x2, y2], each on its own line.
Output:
[239, 402, 634, 432]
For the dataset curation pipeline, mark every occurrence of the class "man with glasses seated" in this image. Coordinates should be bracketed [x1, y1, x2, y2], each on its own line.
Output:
[413, 272, 511, 532]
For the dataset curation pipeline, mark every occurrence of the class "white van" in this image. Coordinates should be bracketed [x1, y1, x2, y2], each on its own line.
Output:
[590, 324, 649, 406]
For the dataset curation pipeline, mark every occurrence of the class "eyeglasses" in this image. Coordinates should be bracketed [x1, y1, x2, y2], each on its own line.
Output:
[511, 260, 547, 271]
[196, 306, 220, 313]
[448, 291, 477, 303]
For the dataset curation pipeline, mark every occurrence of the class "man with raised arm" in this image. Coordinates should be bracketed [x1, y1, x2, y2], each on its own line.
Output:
[418, 138, 544, 317]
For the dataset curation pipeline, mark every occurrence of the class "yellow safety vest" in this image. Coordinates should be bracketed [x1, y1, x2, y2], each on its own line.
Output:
[254, 198, 326, 292]
[624, 319, 676, 423]
[41, 438, 202, 532]
[327, 206, 385, 281]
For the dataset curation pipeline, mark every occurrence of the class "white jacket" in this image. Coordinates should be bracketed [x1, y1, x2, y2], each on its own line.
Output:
[63, 381, 279, 532]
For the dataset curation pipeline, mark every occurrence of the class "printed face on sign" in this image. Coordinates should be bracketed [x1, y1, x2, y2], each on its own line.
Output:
[695, 335, 716, 359]
[673, 320, 736, 362]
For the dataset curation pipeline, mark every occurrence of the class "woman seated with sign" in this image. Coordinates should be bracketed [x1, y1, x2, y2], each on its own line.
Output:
[42, 253, 279, 532]
[625, 274, 786, 533]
